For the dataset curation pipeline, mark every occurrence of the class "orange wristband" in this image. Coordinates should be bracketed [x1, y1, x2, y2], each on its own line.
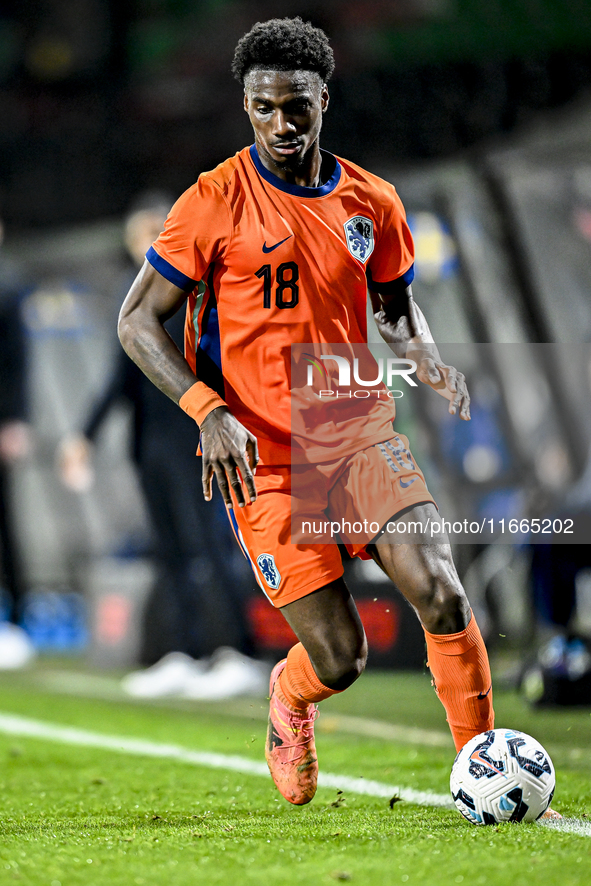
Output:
[178, 381, 227, 426]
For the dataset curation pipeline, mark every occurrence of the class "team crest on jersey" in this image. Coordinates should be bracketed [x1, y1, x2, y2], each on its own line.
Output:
[257, 553, 281, 590]
[344, 216, 374, 263]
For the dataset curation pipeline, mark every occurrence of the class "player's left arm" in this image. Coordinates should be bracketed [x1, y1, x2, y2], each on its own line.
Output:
[371, 282, 470, 420]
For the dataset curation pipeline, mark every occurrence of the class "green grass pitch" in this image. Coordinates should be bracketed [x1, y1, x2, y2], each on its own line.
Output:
[0, 664, 589, 886]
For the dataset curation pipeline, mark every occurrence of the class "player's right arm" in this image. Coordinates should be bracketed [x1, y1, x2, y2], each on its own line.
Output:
[368, 184, 470, 420]
[118, 260, 258, 507]
[371, 283, 470, 421]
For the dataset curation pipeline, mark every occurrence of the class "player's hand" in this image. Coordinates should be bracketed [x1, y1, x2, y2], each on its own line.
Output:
[416, 358, 471, 420]
[57, 433, 95, 492]
[200, 407, 259, 507]
[0, 420, 33, 463]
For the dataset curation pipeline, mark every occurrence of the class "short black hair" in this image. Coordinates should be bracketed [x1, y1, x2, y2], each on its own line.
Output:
[231, 17, 335, 85]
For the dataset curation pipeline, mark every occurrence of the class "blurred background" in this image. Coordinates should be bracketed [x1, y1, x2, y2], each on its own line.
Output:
[1, 0, 591, 704]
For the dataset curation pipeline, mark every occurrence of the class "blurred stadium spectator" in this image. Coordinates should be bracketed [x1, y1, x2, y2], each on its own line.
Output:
[525, 441, 591, 704]
[59, 194, 266, 698]
[0, 216, 35, 668]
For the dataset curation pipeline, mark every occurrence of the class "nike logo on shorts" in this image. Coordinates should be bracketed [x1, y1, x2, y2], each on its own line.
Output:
[262, 235, 293, 253]
[477, 686, 492, 700]
[399, 477, 417, 488]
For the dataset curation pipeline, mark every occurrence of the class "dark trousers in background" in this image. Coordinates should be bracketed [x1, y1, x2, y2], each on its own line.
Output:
[0, 463, 24, 622]
[531, 519, 591, 631]
[137, 436, 256, 665]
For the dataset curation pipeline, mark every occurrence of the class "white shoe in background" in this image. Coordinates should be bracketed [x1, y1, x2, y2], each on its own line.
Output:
[182, 647, 269, 700]
[0, 622, 36, 670]
[121, 651, 208, 698]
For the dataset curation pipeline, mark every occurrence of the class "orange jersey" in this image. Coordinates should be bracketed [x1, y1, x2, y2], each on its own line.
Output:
[148, 145, 414, 466]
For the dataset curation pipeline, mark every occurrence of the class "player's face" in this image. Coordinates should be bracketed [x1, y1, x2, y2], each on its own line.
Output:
[244, 70, 329, 180]
[124, 209, 168, 267]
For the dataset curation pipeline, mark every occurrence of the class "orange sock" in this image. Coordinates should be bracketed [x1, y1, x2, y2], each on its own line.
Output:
[276, 642, 341, 712]
[424, 612, 494, 752]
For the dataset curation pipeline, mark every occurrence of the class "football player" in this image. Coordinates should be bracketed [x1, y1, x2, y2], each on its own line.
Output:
[119, 17, 494, 807]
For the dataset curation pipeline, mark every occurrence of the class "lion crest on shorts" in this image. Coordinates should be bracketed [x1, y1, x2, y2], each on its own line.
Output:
[257, 553, 281, 590]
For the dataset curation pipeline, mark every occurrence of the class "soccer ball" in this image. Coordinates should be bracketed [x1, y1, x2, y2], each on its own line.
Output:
[450, 728, 555, 825]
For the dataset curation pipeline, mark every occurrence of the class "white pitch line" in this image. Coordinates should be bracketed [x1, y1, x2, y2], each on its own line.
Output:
[539, 818, 591, 838]
[0, 710, 451, 809]
[0, 711, 588, 836]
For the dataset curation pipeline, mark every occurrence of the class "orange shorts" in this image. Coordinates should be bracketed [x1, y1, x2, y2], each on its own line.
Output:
[227, 435, 435, 608]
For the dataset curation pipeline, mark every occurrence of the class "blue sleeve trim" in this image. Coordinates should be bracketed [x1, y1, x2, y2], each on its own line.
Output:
[146, 246, 198, 293]
[366, 263, 414, 294]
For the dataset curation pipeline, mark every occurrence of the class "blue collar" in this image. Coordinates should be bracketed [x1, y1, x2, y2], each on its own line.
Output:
[249, 144, 341, 197]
